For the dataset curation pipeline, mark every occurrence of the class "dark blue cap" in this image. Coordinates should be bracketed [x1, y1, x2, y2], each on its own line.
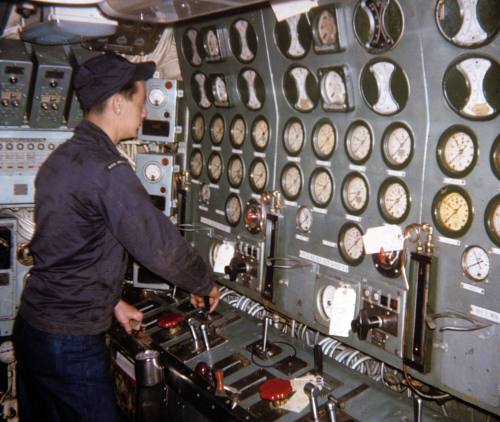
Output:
[74, 53, 156, 110]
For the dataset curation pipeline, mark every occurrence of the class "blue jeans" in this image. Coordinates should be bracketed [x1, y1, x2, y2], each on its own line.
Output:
[13, 316, 119, 422]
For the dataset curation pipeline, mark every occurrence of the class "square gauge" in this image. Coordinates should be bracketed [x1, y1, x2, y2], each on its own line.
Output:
[309, 5, 344, 54]
[318, 66, 353, 112]
[210, 74, 231, 107]
[201, 26, 225, 62]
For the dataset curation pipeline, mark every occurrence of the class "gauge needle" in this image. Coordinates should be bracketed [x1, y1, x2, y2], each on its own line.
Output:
[347, 237, 362, 254]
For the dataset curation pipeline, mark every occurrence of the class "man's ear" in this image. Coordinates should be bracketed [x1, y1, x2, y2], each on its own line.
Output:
[110, 93, 123, 115]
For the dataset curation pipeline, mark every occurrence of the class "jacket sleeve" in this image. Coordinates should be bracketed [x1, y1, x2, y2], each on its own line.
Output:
[93, 160, 215, 296]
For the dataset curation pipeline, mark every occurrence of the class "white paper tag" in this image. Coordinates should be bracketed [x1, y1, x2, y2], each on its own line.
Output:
[329, 287, 356, 337]
[270, 0, 318, 21]
[363, 225, 404, 255]
[213, 243, 235, 274]
[282, 374, 325, 413]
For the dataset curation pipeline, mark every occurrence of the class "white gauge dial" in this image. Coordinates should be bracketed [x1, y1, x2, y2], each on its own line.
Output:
[251, 118, 269, 150]
[205, 29, 220, 58]
[439, 130, 477, 175]
[213, 76, 229, 104]
[144, 162, 162, 183]
[228, 155, 244, 188]
[343, 174, 368, 213]
[191, 114, 205, 143]
[148, 88, 165, 107]
[290, 67, 314, 112]
[189, 150, 203, 178]
[210, 115, 224, 145]
[321, 70, 346, 109]
[194, 73, 211, 108]
[346, 123, 372, 163]
[250, 159, 267, 192]
[339, 224, 365, 264]
[234, 19, 255, 62]
[320, 285, 336, 320]
[200, 183, 211, 205]
[281, 164, 302, 200]
[462, 246, 490, 281]
[208, 152, 223, 183]
[310, 169, 333, 207]
[226, 194, 242, 226]
[296, 206, 313, 233]
[313, 121, 336, 159]
[241, 69, 262, 110]
[380, 180, 409, 222]
[383, 125, 413, 167]
[186, 28, 202, 66]
[286, 15, 306, 58]
[317, 10, 337, 46]
[284, 120, 304, 155]
[230, 116, 246, 147]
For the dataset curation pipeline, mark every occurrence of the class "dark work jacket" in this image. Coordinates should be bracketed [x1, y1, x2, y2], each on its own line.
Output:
[19, 120, 214, 335]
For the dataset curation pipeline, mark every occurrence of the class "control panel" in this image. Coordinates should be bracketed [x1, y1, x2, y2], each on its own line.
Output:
[0, 219, 17, 336]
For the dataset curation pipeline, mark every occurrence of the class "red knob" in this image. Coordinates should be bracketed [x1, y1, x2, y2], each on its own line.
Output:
[195, 361, 211, 377]
[259, 378, 293, 402]
[157, 313, 184, 329]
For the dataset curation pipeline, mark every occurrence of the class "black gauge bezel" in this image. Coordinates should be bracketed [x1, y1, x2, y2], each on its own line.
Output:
[274, 13, 311, 59]
[237, 67, 265, 111]
[484, 195, 500, 246]
[312, 118, 336, 160]
[209, 114, 225, 145]
[309, 167, 334, 208]
[491, 135, 500, 179]
[190, 113, 205, 143]
[250, 116, 270, 151]
[436, 125, 478, 178]
[190, 72, 212, 109]
[283, 65, 319, 113]
[345, 120, 373, 164]
[229, 115, 246, 148]
[280, 162, 303, 201]
[207, 151, 223, 183]
[377, 177, 411, 224]
[189, 149, 203, 179]
[227, 154, 245, 188]
[229, 18, 258, 64]
[311, 5, 343, 54]
[338, 222, 365, 266]
[381, 122, 414, 169]
[341, 171, 370, 215]
[181, 27, 205, 67]
[283, 117, 305, 156]
[432, 185, 474, 238]
[249, 158, 268, 193]
[461, 245, 490, 282]
[225, 193, 242, 227]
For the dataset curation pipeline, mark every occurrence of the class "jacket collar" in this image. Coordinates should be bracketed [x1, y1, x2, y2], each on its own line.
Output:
[73, 119, 122, 158]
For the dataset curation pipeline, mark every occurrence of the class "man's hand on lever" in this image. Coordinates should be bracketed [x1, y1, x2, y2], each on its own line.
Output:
[190, 285, 220, 313]
[114, 299, 144, 334]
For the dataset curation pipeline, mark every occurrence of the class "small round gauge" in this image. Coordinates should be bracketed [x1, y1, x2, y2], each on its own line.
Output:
[437, 126, 478, 178]
[491, 135, 500, 179]
[210, 115, 225, 145]
[204, 29, 220, 59]
[227, 155, 244, 188]
[283, 118, 305, 155]
[432, 186, 473, 238]
[315, 9, 338, 48]
[341, 172, 369, 215]
[378, 177, 411, 223]
[320, 69, 346, 108]
[189, 150, 203, 179]
[191, 114, 205, 143]
[338, 223, 365, 266]
[230, 115, 246, 148]
[312, 119, 336, 159]
[225, 194, 242, 227]
[318, 285, 336, 321]
[207, 152, 223, 183]
[296, 206, 313, 233]
[148, 88, 165, 107]
[484, 195, 500, 246]
[462, 246, 490, 282]
[200, 183, 211, 205]
[143, 162, 162, 183]
[249, 158, 268, 193]
[212, 75, 229, 105]
[382, 123, 414, 169]
[251, 117, 269, 151]
[280, 163, 303, 200]
[345, 121, 373, 164]
[309, 168, 334, 208]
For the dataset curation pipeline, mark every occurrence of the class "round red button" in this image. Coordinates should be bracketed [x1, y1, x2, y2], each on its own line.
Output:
[259, 378, 293, 401]
[157, 313, 184, 328]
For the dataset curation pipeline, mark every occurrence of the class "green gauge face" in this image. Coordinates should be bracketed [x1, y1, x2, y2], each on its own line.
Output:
[189, 149, 203, 179]
[381, 122, 414, 169]
[491, 135, 500, 179]
[436, 126, 478, 178]
[209, 114, 225, 145]
[249, 158, 268, 192]
[338, 223, 365, 266]
[225, 193, 242, 226]
[309, 168, 334, 207]
[251, 117, 269, 151]
[312, 119, 336, 159]
[280, 163, 303, 200]
[283, 118, 305, 155]
[341, 172, 369, 215]
[191, 113, 205, 143]
[345, 121, 372, 164]
[230, 115, 246, 148]
[432, 186, 473, 238]
[227, 155, 244, 188]
[484, 195, 500, 246]
[207, 151, 223, 183]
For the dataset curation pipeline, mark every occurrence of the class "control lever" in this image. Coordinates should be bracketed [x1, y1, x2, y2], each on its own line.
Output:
[200, 323, 210, 351]
[351, 309, 383, 340]
[261, 316, 271, 353]
[224, 256, 247, 281]
[327, 394, 337, 422]
[187, 318, 200, 351]
[313, 344, 323, 376]
[304, 382, 320, 422]
[413, 395, 423, 422]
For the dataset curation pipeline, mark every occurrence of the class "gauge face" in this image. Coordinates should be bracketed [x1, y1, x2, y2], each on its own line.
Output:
[341, 172, 369, 215]
[230, 19, 257, 63]
[320, 69, 347, 110]
[318, 285, 336, 320]
[283, 66, 319, 112]
[230, 116, 246, 147]
[227, 155, 244, 188]
[249, 159, 268, 192]
[491, 135, 500, 179]
[200, 183, 211, 205]
[314, 9, 339, 49]
[189, 150, 203, 179]
[212, 75, 229, 106]
[338, 223, 365, 265]
[346, 122, 372, 164]
[275, 14, 311, 59]
[143, 162, 162, 183]
[148, 88, 165, 107]
[251, 117, 269, 151]
[191, 72, 212, 109]
[437, 126, 478, 178]
[280, 163, 302, 200]
[283, 119, 305, 155]
[382, 123, 413, 169]
[378, 178, 411, 223]
[204, 28, 221, 60]
[312, 120, 336, 159]
[225, 194, 242, 226]
[209, 115, 225, 145]
[182, 28, 204, 67]
[296, 206, 313, 233]
[207, 152, 223, 183]
[238, 68, 265, 110]
[309, 168, 334, 207]
[432, 187, 473, 238]
[484, 196, 500, 246]
[462, 246, 490, 281]
[191, 114, 205, 143]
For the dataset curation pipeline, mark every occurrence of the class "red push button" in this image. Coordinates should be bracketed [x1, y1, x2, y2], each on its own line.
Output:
[259, 378, 293, 402]
[157, 313, 184, 329]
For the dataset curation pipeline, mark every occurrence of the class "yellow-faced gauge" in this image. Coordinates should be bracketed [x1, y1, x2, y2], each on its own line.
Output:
[280, 163, 303, 200]
[462, 245, 490, 282]
[296, 206, 313, 233]
[312, 119, 336, 159]
[191, 113, 205, 143]
[378, 177, 411, 224]
[484, 195, 500, 246]
[199, 183, 210, 205]
[189, 150, 203, 179]
[230, 115, 246, 148]
[437, 126, 478, 178]
[249, 158, 268, 192]
[227, 155, 244, 188]
[251, 117, 269, 151]
[207, 151, 223, 183]
[345, 121, 372, 164]
[490, 135, 500, 179]
[309, 168, 334, 208]
[283, 118, 305, 155]
[338, 223, 365, 266]
[432, 186, 473, 238]
[381, 123, 414, 169]
[209, 114, 225, 145]
[341, 172, 369, 215]
[225, 193, 242, 227]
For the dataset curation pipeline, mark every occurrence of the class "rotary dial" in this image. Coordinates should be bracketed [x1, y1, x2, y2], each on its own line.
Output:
[317, 9, 338, 46]
[144, 162, 161, 183]
[205, 29, 220, 59]
[200, 183, 211, 205]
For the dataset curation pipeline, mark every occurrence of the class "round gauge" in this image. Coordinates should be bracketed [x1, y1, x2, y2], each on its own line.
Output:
[274, 14, 311, 59]
[320, 69, 346, 109]
[207, 152, 223, 183]
[296, 206, 313, 233]
[143, 162, 162, 183]
[314, 9, 338, 49]
[227, 155, 244, 188]
[251, 117, 270, 151]
[225, 194, 242, 227]
[283, 118, 305, 155]
[309, 168, 334, 208]
[204, 29, 220, 59]
[462, 246, 490, 282]
[280, 163, 303, 200]
[381, 123, 414, 169]
[182, 28, 204, 67]
[378, 177, 411, 223]
[212, 75, 229, 105]
[244, 199, 263, 234]
[341, 172, 369, 215]
[237, 68, 265, 111]
[191, 72, 212, 109]
[229, 19, 258, 63]
[338, 223, 365, 265]
[432, 186, 473, 238]
[345, 121, 373, 164]
[191, 114, 205, 143]
[484, 195, 500, 246]
[189, 150, 203, 179]
[230, 115, 246, 148]
[209, 115, 225, 145]
[283, 66, 319, 113]
[148, 88, 165, 107]
[249, 158, 268, 193]
[318, 285, 336, 321]
[491, 135, 500, 179]
[312, 119, 336, 159]
[200, 183, 211, 205]
[436, 126, 478, 178]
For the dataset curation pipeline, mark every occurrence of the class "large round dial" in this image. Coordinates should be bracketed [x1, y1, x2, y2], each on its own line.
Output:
[378, 177, 411, 223]
[437, 126, 478, 178]
[143, 162, 162, 183]
[200, 183, 211, 205]
[251, 117, 269, 151]
[462, 246, 490, 282]
[338, 223, 365, 265]
[341, 172, 369, 215]
[432, 186, 473, 238]
[296, 206, 313, 233]
[210, 115, 225, 145]
[189, 150, 203, 179]
[309, 168, 334, 207]
[484, 195, 500, 246]
[382, 123, 414, 169]
[346, 121, 372, 164]
[207, 152, 223, 183]
[191, 114, 205, 143]
[283, 118, 305, 155]
[227, 155, 244, 188]
[312, 119, 336, 159]
[280, 163, 302, 200]
[230, 115, 246, 148]
[249, 158, 268, 192]
[225, 194, 242, 226]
